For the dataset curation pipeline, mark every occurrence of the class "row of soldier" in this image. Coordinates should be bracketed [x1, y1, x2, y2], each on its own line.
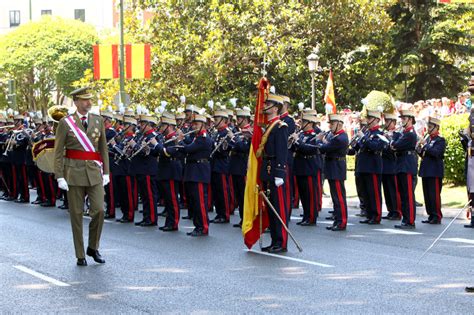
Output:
[0, 94, 448, 246]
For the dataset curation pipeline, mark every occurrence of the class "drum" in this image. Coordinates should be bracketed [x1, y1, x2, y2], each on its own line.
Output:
[32, 138, 55, 173]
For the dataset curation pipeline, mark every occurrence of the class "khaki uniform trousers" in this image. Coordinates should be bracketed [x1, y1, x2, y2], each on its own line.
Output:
[68, 184, 105, 259]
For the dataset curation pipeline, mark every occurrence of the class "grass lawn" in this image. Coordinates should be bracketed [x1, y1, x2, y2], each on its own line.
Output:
[326, 171, 467, 209]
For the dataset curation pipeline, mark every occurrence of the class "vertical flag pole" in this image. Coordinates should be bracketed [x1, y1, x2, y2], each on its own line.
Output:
[119, 0, 126, 108]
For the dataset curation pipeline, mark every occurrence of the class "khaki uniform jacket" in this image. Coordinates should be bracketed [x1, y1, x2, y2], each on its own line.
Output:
[54, 112, 110, 186]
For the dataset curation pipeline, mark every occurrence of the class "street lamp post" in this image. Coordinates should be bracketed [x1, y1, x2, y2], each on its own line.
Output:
[402, 64, 410, 103]
[307, 48, 320, 110]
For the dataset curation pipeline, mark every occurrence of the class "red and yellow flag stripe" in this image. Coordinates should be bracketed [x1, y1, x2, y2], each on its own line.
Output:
[125, 44, 151, 79]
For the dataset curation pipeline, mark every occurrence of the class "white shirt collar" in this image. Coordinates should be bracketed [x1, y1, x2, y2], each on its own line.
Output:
[77, 112, 89, 121]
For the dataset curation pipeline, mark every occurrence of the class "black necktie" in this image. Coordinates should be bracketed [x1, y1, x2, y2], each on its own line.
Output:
[81, 117, 88, 130]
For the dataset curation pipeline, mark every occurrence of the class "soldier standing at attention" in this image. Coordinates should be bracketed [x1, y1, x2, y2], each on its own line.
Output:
[259, 94, 289, 253]
[54, 87, 110, 266]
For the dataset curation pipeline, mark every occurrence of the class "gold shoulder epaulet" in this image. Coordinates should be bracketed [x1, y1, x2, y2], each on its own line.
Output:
[278, 121, 288, 128]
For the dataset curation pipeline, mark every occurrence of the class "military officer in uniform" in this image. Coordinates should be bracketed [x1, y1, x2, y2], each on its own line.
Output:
[391, 110, 418, 229]
[316, 114, 349, 231]
[54, 87, 109, 266]
[417, 117, 446, 224]
[259, 94, 289, 253]
[279, 96, 296, 212]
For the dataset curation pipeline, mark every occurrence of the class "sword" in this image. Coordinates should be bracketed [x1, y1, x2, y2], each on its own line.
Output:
[418, 200, 471, 262]
[259, 189, 303, 252]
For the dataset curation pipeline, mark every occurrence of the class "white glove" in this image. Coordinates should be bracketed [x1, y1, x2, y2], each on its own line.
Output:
[57, 178, 69, 191]
[103, 174, 110, 186]
[274, 177, 284, 187]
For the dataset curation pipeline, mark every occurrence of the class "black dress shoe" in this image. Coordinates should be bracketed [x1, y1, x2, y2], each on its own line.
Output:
[359, 219, 370, 224]
[58, 204, 68, 209]
[261, 245, 273, 252]
[14, 198, 28, 203]
[118, 218, 132, 223]
[187, 229, 208, 237]
[415, 201, 423, 207]
[40, 201, 55, 207]
[233, 223, 242, 228]
[5, 196, 15, 201]
[465, 286, 474, 293]
[161, 226, 178, 232]
[355, 211, 367, 217]
[325, 216, 335, 220]
[421, 219, 431, 224]
[140, 221, 157, 227]
[182, 215, 192, 220]
[326, 226, 335, 230]
[464, 224, 474, 228]
[104, 214, 115, 219]
[134, 220, 144, 226]
[77, 258, 87, 266]
[86, 247, 105, 264]
[394, 223, 416, 229]
[296, 220, 304, 225]
[212, 217, 229, 224]
[388, 216, 401, 221]
[31, 199, 43, 205]
[300, 221, 316, 226]
[429, 220, 441, 224]
[268, 246, 287, 254]
[330, 225, 346, 231]
[367, 220, 380, 225]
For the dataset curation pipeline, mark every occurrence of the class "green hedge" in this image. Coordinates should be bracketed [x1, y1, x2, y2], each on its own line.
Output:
[440, 114, 468, 185]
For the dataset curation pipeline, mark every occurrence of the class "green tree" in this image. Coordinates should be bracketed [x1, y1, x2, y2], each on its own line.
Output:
[0, 16, 98, 113]
[387, 0, 474, 101]
[126, 0, 394, 112]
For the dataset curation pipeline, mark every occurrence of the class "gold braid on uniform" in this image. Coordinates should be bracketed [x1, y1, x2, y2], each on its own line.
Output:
[256, 120, 285, 158]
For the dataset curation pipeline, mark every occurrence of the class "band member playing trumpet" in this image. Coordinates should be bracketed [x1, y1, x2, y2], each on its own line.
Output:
[417, 117, 446, 224]
[229, 108, 252, 228]
[131, 115, 160, 227]
[210, 110, 232, 224]
[8, 114, 30, 203]
[102, 111, 117, 219]
[291, 114, 323, 226]
[381, 112, 402, 220]
[354, 110, 386, 225]
[391, 110, 418, 229]
[316, 114, 349, 231]
[156, 116, 184, 232]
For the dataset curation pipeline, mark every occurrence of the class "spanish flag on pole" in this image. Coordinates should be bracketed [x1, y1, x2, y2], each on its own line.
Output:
[242, 77, 270, 249]
[324, 69, 337, 114]
[125, 44, 151, 79]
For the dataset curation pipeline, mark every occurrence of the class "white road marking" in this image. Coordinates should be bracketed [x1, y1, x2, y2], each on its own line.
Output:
[13, 265, 70, 287]
[441, 237, 474, 245]
[245, 249, 334, 268]
[373, 228, 422, 235]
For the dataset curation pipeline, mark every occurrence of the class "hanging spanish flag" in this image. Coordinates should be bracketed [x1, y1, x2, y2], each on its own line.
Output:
[242, 77, 270, 249]
[324, 69, 337, 114]
[125, 44, 151, 79]
[92, 45, 119, 80]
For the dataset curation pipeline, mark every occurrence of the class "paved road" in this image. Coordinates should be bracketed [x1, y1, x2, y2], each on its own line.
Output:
[1, 193, 473, 314]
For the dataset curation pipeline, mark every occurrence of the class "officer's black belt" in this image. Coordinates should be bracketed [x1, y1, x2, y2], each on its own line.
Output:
[187, 158, 209, 164]
[296, 154, 316, 159]
[361, 150, 382, 156]
[326, 156, 346, 161]
[395, 151, 415, 157]
[159, 157, 177, 162]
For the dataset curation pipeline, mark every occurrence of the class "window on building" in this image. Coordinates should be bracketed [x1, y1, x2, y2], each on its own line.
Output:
[74, 9, 85, 22]
[9, 10, 20, 27]
[41, 10, 52, 15]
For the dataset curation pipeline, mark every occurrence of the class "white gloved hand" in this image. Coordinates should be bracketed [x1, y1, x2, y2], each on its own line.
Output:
[103, 174, 110, 186]
[274, 177, 284, 187]
[57, 178, 69, 191]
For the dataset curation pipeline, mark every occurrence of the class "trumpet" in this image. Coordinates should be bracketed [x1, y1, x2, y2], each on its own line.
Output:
[0, 125, 15, 130]
[210, 129, 241, 158]
[287, 131, 302, 149]
[349, 126, 368, 148]
[415, 133, 430, 154]
[164, 129, 197, 144]
[127, 132, 158, 160]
